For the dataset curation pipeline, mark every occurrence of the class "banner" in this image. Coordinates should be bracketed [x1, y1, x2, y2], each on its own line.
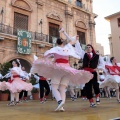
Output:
[17, 30, 32, 54]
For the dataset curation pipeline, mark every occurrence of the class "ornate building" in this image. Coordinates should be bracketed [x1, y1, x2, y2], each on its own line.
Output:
[0, 0, 97, 71]
[96, 43, 104, 55]
[105, 11, 120, 62]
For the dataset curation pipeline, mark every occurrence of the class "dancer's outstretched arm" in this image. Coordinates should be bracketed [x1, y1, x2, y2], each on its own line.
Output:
[97, 56, 106, 72]
[59, 28, 72, 41]
[69, 36, 79, 45]
[75, 40, 85, 59]
[63, 31, 72, 41]
[17, 59, 22, 68]
[60, 28, 85, 58]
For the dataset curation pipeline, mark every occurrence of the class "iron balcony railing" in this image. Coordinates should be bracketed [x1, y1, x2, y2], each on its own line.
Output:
[0, 23, 49, 42]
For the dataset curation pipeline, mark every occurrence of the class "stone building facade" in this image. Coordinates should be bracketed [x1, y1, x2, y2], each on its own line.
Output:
[105, 11, 120, 62]
[0, 0, 97, 71]
[96, 43, 104, 55]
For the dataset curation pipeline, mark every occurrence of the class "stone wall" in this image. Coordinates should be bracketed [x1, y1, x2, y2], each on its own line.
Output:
[0, 0, 97, 66]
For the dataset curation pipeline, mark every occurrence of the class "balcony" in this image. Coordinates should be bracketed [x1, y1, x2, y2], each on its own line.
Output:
[0, 23, 49, 42]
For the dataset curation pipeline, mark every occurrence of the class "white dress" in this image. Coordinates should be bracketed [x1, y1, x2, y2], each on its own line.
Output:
[31, 43, 93, 85]
[4, 67, 33, 93]
[99, 64, 120, 89]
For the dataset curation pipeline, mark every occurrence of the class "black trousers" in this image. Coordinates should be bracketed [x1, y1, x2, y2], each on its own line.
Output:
[81, 87, 86, 97]
[39, 80, 50, 99]
[85, 72, 100, 99]
[19, 90, 28, 99]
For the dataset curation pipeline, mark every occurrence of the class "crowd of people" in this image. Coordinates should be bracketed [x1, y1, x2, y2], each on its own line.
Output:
[0, 28, 120, 112]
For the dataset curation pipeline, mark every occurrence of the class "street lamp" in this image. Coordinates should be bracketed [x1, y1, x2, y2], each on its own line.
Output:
[1, 7, 4, 24]
[89, 21, 96, 26]
[39, 19, 43, 34]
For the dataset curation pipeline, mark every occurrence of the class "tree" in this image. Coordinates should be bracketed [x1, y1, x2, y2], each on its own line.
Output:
[0, 62, 11, 82]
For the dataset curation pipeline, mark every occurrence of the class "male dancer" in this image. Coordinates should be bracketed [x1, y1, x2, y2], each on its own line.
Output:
[82, 44, 100, 107]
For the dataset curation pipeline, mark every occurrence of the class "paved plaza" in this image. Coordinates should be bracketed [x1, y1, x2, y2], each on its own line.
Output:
[0, 98, 120, 120]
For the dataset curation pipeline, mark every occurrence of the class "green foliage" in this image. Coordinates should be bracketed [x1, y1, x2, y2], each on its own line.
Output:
[0, 62, 11, 76]
[30, 74, 36, 85]
[31, 88, 39, 93]
[30, 74, 39, 93]
[0, 62, 11, 82]
[1, 90, 10, 94]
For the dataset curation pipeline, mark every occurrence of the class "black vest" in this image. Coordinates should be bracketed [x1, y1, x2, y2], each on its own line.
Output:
[83, 53, 99, 69]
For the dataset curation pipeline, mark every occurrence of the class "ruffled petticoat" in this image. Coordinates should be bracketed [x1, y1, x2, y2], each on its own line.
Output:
[99, 75, 120, 88]
[31, 60, 93, 85]
[5, 78, 33, 93]
[0, 81, 7, 91]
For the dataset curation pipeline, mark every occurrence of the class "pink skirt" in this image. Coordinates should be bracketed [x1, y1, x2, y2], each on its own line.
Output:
[99, 75, 120, 88]
[0, 81, 7, 91]
[31, 60, 93, 85]
[5, 78, 33, 93]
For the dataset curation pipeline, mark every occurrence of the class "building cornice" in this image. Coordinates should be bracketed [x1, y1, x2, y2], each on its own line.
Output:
[54, 0, 93, 15]
[105, 11, 120, 20]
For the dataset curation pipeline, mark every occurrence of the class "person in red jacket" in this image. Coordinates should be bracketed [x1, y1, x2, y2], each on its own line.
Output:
[39, 75, 50, 103]
[82, 44, 100, 107]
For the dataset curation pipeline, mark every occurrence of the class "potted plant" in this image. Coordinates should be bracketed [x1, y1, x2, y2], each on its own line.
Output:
[31, 88, 39, 100]
[0, 90, 10, 101]
[0, 62, 11, 82]
[30, 74, 39, 100]
[0, 62, 11, 101]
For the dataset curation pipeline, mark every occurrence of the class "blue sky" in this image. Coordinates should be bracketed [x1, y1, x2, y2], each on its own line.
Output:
[93, 0, 120, 55]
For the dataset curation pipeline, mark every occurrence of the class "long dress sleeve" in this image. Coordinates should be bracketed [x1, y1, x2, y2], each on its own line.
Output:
[97, 56, 107, 74]
[74, 41, 85, 59]
[63, 31, 72, 41]
[63, 31, 85, 59]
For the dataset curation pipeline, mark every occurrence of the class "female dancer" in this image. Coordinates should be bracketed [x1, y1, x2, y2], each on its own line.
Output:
[31, 29, 93, 111]
[5, 59, 33, 106]
[100, 57, 120, 102]
[61, 29, 101, 107]
[19, 66, 30, 102]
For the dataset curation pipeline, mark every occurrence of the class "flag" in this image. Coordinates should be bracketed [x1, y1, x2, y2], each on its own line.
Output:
[17, 30, 32, 54]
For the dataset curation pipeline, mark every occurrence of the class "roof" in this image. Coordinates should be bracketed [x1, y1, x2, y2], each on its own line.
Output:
[105, 11, 120, 20]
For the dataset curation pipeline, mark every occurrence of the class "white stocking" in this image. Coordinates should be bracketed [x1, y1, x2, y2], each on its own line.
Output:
[116, 89, 119, 100]
[11, 93, 15, 101]
[69, 88, 75, 97]
[15, 93, 19, 102]
[59, 85, 66, 103]
[104, 87, 109, 97]
[75, 89, 79, 98]
[51, 84, 62, 102]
